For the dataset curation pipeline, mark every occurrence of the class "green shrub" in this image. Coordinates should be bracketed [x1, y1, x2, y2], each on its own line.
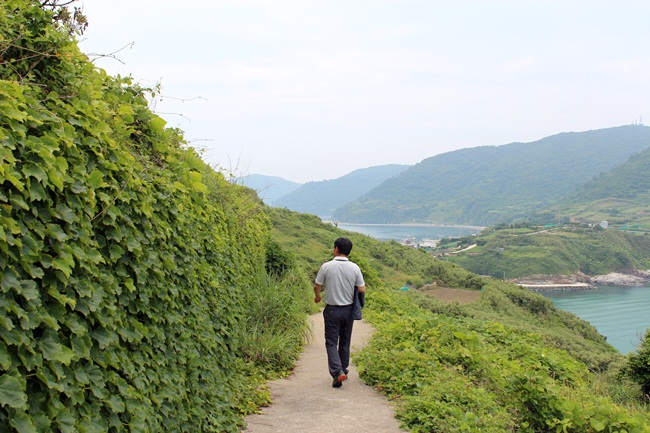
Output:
[398, 374, 514, 432]
[623, 329, 650, 396]
[356, 287, 650, 432]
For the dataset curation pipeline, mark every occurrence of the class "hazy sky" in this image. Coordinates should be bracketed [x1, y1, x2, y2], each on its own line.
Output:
[79, 1, 650, 183]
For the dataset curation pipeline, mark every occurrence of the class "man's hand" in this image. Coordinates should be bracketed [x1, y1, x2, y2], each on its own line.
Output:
[314, 283, 322, 304]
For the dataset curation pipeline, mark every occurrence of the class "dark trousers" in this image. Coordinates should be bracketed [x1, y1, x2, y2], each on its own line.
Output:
[323, 304, 354, 377]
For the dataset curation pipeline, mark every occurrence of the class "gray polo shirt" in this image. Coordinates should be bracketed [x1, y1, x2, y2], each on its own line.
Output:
[315, 257, 365, 306]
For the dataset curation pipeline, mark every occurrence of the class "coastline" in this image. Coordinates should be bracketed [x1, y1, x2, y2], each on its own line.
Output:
[512, 270, 650, 290]
[334, 222, 486, 230]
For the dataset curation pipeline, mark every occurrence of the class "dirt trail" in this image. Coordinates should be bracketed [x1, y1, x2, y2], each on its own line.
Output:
[242, 313, 406, 433]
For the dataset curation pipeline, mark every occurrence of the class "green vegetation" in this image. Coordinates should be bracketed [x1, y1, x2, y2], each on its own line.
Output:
[265, 207, 649, 432]
[265, 207, 482, 291]
[549, 146, 650, 228]
[356, 286, 649, 432]
[333, 126, 650, 225]
[622, 329, 650, 396]
[441, 225, 650, 278]
[0, 2, 307, 431]
[2, 2, 649, 432]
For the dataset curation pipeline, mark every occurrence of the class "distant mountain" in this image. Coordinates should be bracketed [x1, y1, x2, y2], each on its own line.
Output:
[546, 146, 650, 226]
[332, 125, 650, 226]
[272, 164, 411, 218]
[235, 174, 302, 205]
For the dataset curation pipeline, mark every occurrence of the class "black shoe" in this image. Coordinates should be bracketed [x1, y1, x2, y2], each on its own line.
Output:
[332, 370, 347, 388]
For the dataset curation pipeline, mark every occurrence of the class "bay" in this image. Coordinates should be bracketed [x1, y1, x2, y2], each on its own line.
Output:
[336, 223, 482, 242]
[336, 223, 649, 355]
[541, 286, 650, 354]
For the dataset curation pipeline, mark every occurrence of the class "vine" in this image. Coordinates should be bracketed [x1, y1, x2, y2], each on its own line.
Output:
[1, 1, 270, 431]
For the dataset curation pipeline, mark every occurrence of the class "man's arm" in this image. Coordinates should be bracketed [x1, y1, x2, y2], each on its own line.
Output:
[356, 285, 366, 293]
[314, 283, 323, 304]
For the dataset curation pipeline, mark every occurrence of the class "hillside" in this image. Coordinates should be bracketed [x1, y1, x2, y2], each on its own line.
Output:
[272, 164, 410, 218]
[439, 224, 650, 279]
[234, 174, 302, 205]
[332, 125, 650, 225]
[547, 146, 650, 227]
[265, 207, 650, 431]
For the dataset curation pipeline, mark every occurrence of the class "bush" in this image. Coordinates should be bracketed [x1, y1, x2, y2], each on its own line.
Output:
[623, 329, 650, 397]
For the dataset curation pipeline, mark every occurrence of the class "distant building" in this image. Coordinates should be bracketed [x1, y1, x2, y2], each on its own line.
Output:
[600, 221, 609, 229]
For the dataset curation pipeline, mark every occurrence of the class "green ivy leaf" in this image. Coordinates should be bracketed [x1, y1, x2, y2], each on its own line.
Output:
[52, 258, 72, 279]
[55, 409, 76, 433]
[0, 374, 27, 408]
[47, 167, 64, 190]
[191, 181, 208, 194]
[27, 180, 47, 201]
[38, 333, 75, 365]
[47, 224, 68, 242]
[5, 169, 24, 191]
[54, 204, 75, 224]
[10, 194, 29, 210]
[125, 235, 141, 253]
[3, 106, 27, 121]
[32, 411, 51, 432]
[2, 268, 20, 291]
[589, 418, 606, 431]
[9, 411, 37, 433]
[106, 395, 125, 413]
[38, 336, 63, 361]
[0, 341, 11, 369]
[18, 280, 39, 301]
[87, 169, 106, 189]
[22, 163, 48, 182]
[55, 156, 68, 173]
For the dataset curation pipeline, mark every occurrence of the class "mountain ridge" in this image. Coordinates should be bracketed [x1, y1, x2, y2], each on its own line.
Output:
[272, 164, 410, 218]
[332, 125, 650, 225]
[235, 174, 302, 205]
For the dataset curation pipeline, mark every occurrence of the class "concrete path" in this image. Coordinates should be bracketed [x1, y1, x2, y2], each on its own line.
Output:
[242, 312, 406, 433]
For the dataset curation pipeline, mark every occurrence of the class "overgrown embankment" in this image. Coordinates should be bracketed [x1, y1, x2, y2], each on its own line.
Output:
[1, 2, 280, 431]
[356, 284, 650, 432]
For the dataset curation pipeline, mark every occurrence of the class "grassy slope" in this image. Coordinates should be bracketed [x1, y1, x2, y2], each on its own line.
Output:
[267, 206, 649, 432]
[549, 146, 650, 227]
[443, 225, 650, 278]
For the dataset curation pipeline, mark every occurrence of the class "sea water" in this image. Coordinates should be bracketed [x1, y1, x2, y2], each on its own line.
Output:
[336, 223, 482, 242]
[541, 286, 650, 354]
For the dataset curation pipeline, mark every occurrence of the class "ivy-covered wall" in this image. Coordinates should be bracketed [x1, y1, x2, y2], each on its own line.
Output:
[1, 1, 269, 431]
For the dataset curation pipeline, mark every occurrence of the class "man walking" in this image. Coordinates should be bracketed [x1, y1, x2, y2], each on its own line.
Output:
[314, 237, 366, 388]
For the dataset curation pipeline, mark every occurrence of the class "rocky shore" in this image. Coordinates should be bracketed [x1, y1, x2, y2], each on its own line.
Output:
[512, 270, 650, 289]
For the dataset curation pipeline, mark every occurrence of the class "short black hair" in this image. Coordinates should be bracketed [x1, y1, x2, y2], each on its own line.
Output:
[334, 237, 353, 256]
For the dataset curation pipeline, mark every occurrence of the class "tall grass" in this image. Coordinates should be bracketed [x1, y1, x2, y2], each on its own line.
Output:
[237, 270, 314, 373]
